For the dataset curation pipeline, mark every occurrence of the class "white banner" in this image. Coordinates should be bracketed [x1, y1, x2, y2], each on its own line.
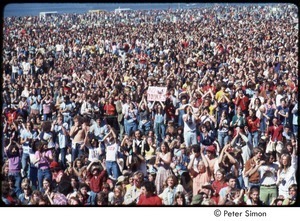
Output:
[147, 86, 167, 102]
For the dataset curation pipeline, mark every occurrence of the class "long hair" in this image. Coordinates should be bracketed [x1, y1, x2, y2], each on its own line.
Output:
[164, 174, 178, 187]
[41, 121, 52, 132]
[37, 141, 48, 152]
[96, 191, 108, 205]
[7, 143, 20, 157]
[280, 153, 292, 169]
[161, 141, 170, 153]
[173, 191, 186, 205]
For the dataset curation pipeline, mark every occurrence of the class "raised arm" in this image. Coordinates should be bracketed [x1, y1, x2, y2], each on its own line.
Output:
[109, 125, 117, 139]
[246, 160, 265, 177]
[159, 101, 165, 110]
[100, 126, 113, 142]
[4, 137, 13, 154]
[120, 135, 128, 147]
[230, 132, 239, 147]
[149, 101, 156, 111]
[187, 154, 195, 171]
[218, 144, 229, 166]
[224, 149, 237, 165]
[200, 146, 209, 168]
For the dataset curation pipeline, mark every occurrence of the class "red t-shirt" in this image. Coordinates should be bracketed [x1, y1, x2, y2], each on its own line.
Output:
[5, 195, 16, 205]
[139, 54, 147, 64]
[104, 104, 116, 116]
[137, 194, 162, 206]
[246, 116, 260, 132]
[268, 125, 284, 142]
[235, 95, 249, 112]
[212, 180, 228, 204]
[202, 85, 216, 93]
[88, 170, 107, 193]
[63, 86, 71, 93]
[6, 109, 17, 124]
[165, 104, 175, 120]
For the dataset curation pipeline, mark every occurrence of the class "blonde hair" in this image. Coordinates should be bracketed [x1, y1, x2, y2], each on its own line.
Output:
[280, 153, 292, 168]
[114, 185, 124, 196]
[21, 182, 29, 190]
[164, 174, 178, 187]
[133, 171, 144, 182]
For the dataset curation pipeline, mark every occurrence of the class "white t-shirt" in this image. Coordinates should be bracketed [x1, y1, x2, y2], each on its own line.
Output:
[183, 114, 196, 132]
[88, 145, 101, 162]
[105, 142, 119, 161]
[54, 123, 69, 149]
[278, 155, 298, 198]
[20, 130, 33, 154]
[22, 62, 31, 75]
[258, 163, 278, 185]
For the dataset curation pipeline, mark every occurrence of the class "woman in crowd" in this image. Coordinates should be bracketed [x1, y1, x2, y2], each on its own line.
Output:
[173, 191, 187, 206]
[34, 141, 53, 191]
[277, 151, 297, 198]
[154, 142, 173, 195]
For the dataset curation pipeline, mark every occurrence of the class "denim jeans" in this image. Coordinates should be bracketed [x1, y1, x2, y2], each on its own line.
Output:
[88, 191, 98, 205]
[177, 110, 185, 127]
[37, 168, 52, 191]
[11, 72, 18, 83]
[138, 121, 151, 135]
[29, 165, 38, 190]
[43, 113, 52, 121]
[217, 131, 229, 149]
[8, 172, 22, 196]
[248, 181, 260, 190]
[236, 175, 245, 189]
[139, 63, 147, 70]
[184, 130, 197, 147]
[106, 161, 120, 180]
[56, 148, 67, 170]
[260, 117, 267, 133]
[154, 122, 166, 142]
[124, 120, 137, 136]
[247, 131, 259, 148]
[21, 153, 30, 176]
[124, 119, 129, 135]
[293, 124, 298, 136]
[63, 114, 72, 127]
[71, 143, 84, 162]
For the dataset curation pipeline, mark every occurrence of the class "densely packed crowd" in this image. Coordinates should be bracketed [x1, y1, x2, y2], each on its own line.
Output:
[1, 3, 298, 206]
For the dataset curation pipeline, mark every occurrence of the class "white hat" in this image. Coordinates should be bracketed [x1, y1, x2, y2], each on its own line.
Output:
[116, 175, 126, 185]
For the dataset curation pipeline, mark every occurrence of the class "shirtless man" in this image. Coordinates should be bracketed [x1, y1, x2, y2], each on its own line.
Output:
[69, 116, 87, 162]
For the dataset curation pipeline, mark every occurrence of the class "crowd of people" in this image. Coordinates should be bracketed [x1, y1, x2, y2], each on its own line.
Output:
[1, 3, 298, 206]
